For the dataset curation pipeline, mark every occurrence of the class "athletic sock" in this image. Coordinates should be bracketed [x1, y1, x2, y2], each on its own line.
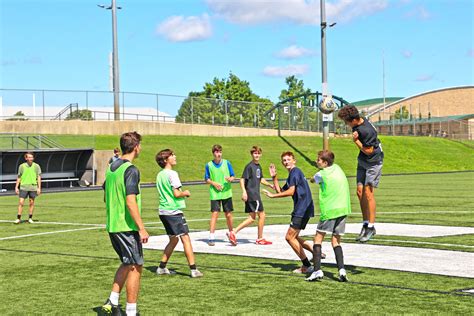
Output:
[333, 246, 344, 270]
[17, 214, 21, 220]
[301, 258, 311, 267]
[109, 291, 120, 306]
[362, 221, 369, 227]
[368, 223, 375, 228]
[29, 214, 33, 219]
[125, 303, 137, 316]
[209, 233, 215, 240]
[159, 261, 167, 269]
[313, 244, 322, 271]
[189, 264, 196, 270]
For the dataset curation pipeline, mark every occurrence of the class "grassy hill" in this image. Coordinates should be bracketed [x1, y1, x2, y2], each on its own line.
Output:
[53, 135, 474, 182]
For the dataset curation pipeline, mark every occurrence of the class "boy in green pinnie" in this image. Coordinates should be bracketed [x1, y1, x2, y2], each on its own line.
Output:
[205, 144, 236, 246]
[15, 152, 42, 224]
[306, 150, 351, 282]
[155, 149, 203, 278]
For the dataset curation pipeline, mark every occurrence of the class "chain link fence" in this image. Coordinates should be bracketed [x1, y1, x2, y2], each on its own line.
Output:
[369, 109, 474, 140]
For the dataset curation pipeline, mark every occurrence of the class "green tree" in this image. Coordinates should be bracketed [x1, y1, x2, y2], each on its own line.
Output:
[7, 111, 28, 121]
[394, 106, 409, 120]
[176, 73, 273, 127]
[278, 76, 315, 130]
[65, 109, 93, 121]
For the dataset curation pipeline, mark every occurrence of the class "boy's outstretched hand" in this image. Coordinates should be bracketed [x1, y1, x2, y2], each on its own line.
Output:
[262, 189, 274, 198]
[269, 163, 277, 177]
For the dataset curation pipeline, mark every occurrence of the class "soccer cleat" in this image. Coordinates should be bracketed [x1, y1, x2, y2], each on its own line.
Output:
[101, 299, 121, 316]
[305, 269, 324, 282]
[359, 227, 376, 243]
[226, 231, 237, 246]
[355, 225, 367, 241]
[156, 267, 176, 275]
[13, 219, 21, 224]
[207, 239, 215, 246]
[292, 265, 314, 274]
[191, 269, 203, 278]
[338, 268, 348, 282]
[255, 238, 272, 245]
[28, 218, 34, 224]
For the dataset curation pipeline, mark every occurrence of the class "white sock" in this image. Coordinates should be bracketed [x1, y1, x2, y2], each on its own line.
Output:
[109, 291, 120, 306]
[368, 223, 375, 228]
[126, 303, 137, 316]
[209, 233, 215, 240]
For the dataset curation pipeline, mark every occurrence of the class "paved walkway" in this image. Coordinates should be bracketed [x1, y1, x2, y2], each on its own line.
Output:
[144, 223, 474, 278]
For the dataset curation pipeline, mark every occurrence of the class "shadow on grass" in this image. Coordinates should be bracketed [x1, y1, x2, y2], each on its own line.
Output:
[92, 305, 124, 315]
[279, 136, 317, 167]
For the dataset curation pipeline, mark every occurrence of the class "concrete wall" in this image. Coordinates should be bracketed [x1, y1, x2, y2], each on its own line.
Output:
[0, 120, 325, 137]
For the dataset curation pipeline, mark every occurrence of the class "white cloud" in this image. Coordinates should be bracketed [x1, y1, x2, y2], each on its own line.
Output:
[405, 5, 431, 20]
[276, 45, 317, 59]
[401, 50, 412, 58]
[262, 64, 309, 77]
[206, 0, 388, 25]
[415, 74, 434, 82]
[157, 14, 212, 42]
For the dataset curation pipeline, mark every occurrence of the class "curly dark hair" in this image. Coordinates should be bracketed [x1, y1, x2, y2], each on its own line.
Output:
[337, 105, 360, 122]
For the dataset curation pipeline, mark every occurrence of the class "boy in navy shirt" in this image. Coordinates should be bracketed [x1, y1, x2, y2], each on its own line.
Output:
[263, 151, 314, 274]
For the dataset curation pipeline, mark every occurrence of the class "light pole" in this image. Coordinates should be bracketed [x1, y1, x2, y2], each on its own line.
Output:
[98, 1, 121, 121]
[320, 0, 336, 150]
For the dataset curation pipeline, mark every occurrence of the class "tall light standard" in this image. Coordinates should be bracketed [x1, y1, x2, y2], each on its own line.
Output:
[320, 0, 336, 150]
[98, 1, 121, 121]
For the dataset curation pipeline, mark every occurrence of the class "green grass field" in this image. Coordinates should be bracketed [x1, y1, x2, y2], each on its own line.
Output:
[1, 172, 473, 314]
[43, 134, 474, 182]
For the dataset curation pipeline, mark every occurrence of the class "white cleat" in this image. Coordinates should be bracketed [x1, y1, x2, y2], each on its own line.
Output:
[338, 268, 348, 282]
[191, 269, 203, 278]
[156, 267, 176, 275]
[305, 269, 324, 282]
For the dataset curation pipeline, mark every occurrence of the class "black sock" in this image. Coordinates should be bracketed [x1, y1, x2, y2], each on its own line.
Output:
[29, 214, 33, 219]
[189, 264, 196, 270]
[313, 244, 322, 271]
[333, 246, 344, 270]
[301, 258, 311, 267]
[159, 261, 167, 269]
[17, 214, 21, 220]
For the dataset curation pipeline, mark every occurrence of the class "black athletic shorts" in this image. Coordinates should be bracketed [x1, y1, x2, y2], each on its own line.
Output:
[159, 214, 189, 236]
[19, 190, 37, 199]
[290, 216, 311, 230]
[210, 197, 233, 212]
[245, 199, 264, 213]
[109, 231, 144, 265]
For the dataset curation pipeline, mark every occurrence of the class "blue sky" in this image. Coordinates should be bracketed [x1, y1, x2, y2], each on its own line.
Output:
[1, 0, 473, 114]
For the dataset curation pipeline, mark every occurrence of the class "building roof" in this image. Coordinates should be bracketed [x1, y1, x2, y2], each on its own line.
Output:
[368, 85, 474, 117]
[373, 114, 474, 126]
[351, 97, 404, 108]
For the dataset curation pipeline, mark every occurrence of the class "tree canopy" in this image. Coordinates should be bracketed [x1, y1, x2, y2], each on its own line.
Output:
[176, 73, 273, 127]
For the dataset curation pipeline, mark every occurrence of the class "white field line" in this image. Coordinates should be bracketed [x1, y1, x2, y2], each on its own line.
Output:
[371, 239, 474, 249]
[0, 226, 102, 241]
[0, 220, 104, 227]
